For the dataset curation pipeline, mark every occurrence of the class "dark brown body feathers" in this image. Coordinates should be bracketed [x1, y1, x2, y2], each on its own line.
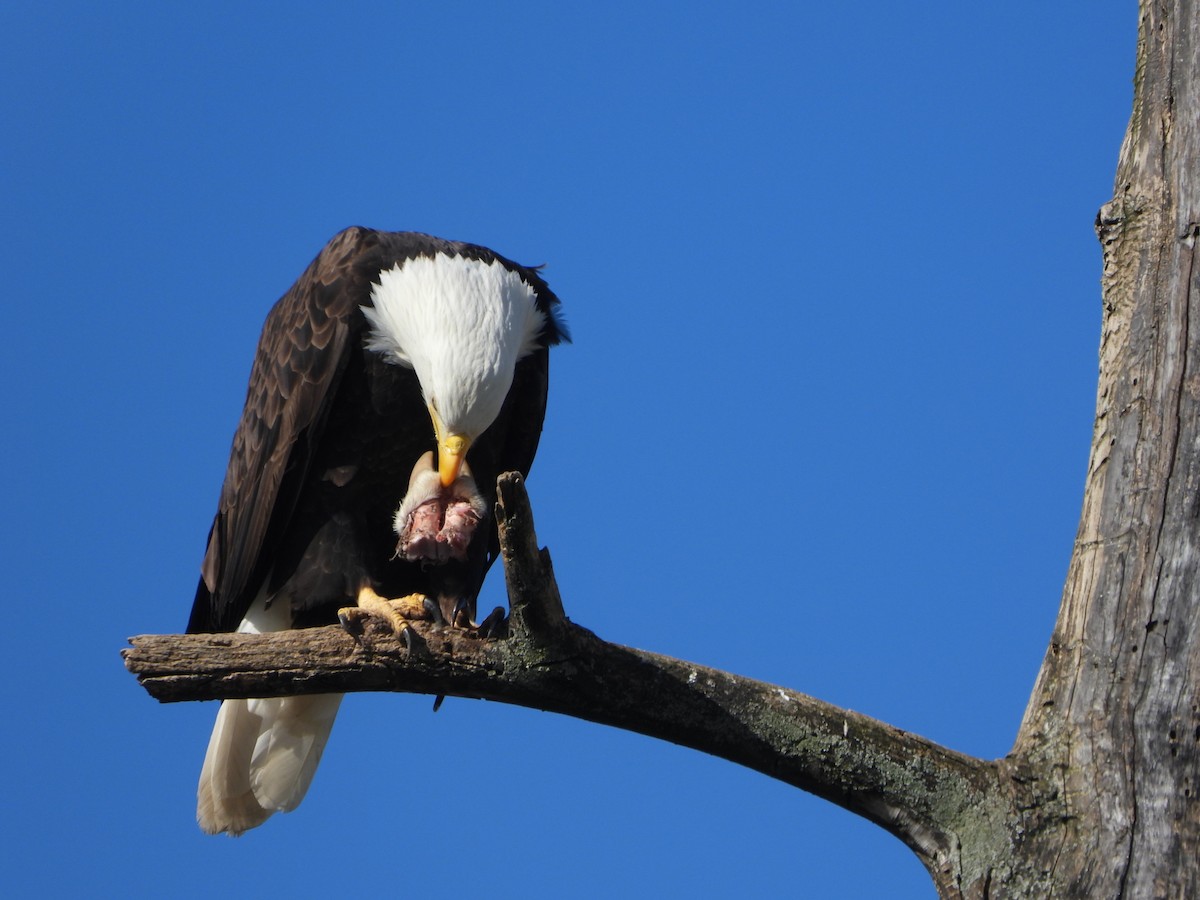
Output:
[188, 227, 565, 633]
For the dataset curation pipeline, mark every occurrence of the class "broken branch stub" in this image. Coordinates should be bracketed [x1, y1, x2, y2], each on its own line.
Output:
[495, 471, 566, 638]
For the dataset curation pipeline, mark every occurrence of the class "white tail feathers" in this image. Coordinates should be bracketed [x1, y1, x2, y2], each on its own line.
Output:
[196, 592, 344, 835]
[197, 693, 343, 835]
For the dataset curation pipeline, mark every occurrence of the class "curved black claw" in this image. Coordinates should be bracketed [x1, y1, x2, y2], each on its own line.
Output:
[478, 606, 508, 639]
[338, 608, 367, 645]
[451, 597, 472, 628]
[423, 596, 446, 627]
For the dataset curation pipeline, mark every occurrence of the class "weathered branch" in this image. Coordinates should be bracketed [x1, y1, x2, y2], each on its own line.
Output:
[125, 473, 1005, 895]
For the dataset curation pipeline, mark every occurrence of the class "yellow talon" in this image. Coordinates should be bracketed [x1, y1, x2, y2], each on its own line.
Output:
[338, 587, 432, 640]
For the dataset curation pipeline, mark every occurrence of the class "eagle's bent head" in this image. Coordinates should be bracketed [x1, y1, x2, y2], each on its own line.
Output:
[363, 252, 549, 487]
[363, 250, 555, 561]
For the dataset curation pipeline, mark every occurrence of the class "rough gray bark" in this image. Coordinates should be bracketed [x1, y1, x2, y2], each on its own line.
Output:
[1009, 0, 1200, 894]
[125, 3, 1200, 895]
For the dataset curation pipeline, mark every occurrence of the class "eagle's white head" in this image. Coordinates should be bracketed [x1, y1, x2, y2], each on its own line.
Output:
[362, 252, 548, 486]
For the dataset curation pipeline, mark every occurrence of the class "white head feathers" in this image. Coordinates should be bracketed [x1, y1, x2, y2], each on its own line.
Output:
[362, 253, 547, 441]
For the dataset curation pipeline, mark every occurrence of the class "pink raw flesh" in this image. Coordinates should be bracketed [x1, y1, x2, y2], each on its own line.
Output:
[398, 495, 480, 563]
[439, 499, 481, 555]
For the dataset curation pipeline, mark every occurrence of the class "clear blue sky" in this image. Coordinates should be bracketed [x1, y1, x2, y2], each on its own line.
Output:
[2, 3, 1132, 897]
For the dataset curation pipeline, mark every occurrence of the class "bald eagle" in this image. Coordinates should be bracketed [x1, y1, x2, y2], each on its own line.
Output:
[188, 227, 567, 835]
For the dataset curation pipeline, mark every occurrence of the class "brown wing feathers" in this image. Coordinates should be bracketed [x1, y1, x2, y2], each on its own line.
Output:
[189, 232, 365, 632]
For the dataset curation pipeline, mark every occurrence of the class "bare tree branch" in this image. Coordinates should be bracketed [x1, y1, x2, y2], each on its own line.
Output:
[125, 473, 1005, 894]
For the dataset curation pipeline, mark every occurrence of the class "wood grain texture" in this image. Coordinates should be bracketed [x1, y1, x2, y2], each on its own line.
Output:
[1010, 2, 1200, 895]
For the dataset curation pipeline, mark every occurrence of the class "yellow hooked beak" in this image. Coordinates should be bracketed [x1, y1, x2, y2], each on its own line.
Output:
[429, 404, 472, 487]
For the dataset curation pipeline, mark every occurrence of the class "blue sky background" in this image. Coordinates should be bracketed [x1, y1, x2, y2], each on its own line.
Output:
[3, 3, 1133, 897]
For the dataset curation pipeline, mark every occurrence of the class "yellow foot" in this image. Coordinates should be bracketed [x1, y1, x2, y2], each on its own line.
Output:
[338, 586, 435, 646]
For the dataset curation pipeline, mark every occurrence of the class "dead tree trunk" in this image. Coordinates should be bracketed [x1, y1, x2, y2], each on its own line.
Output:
[124, 3, 1199, 896]
[1006, 0, 1200, 894]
